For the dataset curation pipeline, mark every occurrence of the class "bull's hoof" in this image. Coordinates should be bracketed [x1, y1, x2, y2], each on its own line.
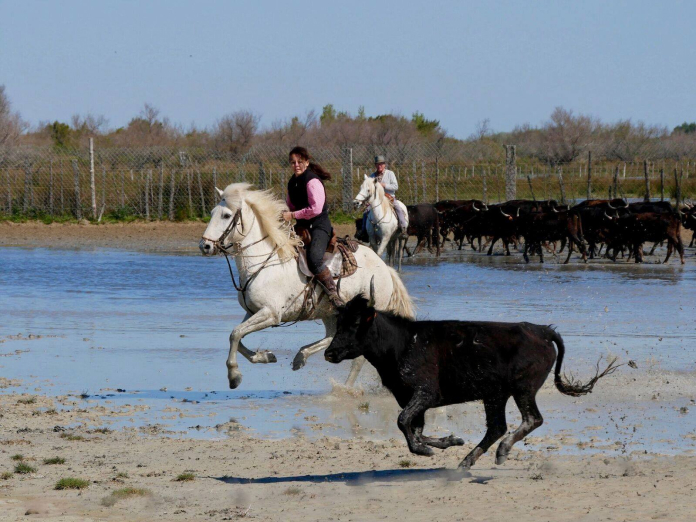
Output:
[292, 352, 306, 371]
[250, 350, 277, 364]
[228, 373, 243, 389]
[410, 445, 434, 457]
[447, 435, 465, 446]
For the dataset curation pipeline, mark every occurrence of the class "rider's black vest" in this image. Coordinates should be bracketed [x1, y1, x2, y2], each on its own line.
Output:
[287, 169, 331, 234]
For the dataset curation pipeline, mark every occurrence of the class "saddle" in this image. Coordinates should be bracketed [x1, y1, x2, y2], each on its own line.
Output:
[294, 225, 360, 279]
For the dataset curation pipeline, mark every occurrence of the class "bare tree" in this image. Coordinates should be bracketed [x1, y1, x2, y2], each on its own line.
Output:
[537, 107, 598, 165]
[213, 110, 261, 153]
[0, 85, 28, 146]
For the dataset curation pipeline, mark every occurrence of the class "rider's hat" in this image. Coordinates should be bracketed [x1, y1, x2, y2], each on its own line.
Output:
[374, 155, 386, 164]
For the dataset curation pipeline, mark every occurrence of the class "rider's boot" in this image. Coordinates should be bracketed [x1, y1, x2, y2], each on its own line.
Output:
[315, 268, 346, 308]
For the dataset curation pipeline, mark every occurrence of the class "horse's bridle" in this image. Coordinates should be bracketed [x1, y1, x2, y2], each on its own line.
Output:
[356, 181, 393, 227]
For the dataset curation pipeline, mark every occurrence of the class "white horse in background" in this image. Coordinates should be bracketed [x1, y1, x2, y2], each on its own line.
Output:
[354, 175, 409, 271]
[199, 183, 414, 389]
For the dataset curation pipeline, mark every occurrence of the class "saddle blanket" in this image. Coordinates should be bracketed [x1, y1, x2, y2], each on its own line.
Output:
[297, 240, 359, 280]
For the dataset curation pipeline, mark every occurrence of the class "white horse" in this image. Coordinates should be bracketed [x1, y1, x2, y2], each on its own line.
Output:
[199, 183, 414, 389]
[354, 175, 408, 271]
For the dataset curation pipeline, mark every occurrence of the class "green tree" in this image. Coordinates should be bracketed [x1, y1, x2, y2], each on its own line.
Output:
[320, 104, 337, 125]
[673, 122, 696, 134]
[47, 121, 74, 149]
[411, 111, 440, 136]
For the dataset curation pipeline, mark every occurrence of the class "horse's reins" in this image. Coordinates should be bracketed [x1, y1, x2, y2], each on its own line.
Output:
[204, 207, 315, 322]
[358, 182, 394, 227]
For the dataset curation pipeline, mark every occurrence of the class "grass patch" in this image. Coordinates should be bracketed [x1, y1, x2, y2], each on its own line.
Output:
[14, 462, 37, 474]
[330, 210, 359, 225]
[174, 472, 195, 482]
[45, 409, 58, 415]
[283, 486, 302, 495]
[10, 454, 24, 461]
[1, 471, 13, 480]
[17, 396, 37, 405]
[59, 433, 84, 441]
[100, 487, 151, 506]
[115, 472, 129, 479]
[358, 401, 370, 412]
[398, 459, 414, 468]
[43, 457, 66, 465]
[55, 477, 90, 490]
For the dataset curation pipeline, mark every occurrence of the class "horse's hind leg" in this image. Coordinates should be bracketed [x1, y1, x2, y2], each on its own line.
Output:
[460, 396, 508, 469]
[292, 316, 337, 371]
[413, 411, 464, 449]
[495, 392, 543, 465]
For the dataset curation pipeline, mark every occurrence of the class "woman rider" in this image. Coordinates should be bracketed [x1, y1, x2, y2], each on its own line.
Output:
[282, 146, 345, 308]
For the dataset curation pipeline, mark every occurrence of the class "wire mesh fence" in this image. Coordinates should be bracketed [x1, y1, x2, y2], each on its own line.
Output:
[1, 143, 694, 220]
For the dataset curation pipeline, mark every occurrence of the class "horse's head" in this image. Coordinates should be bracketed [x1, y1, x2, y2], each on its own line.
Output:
[353, 175, 379, 209]
[199, 187, 246, 256]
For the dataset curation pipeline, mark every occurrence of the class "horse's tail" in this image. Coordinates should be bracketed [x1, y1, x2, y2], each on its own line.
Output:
[386, 267, 415, 319]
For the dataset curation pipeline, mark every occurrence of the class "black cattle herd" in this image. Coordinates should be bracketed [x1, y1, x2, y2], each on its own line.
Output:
[356, 198, 696, 264]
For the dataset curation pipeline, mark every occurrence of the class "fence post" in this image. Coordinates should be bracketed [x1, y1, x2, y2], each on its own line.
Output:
[613, 165, 619, 199]
[482, 166, 487, 203]
[660, 168, 665, 201]
[197, 169, 206, 217]
[168, 168, 176, 221]
[23, 161, 31, 212]
[557, 166, 566, 204]
[89, 138, 97, 219]
[411, 161, 417, 203]
[257, 161, 266, 190]
[100, 165, 106, 221]
[504, 145, 517, 200]
[341, 147, 353, 212]
[674, 168, 682, 208]
[72, 159, 82, 219]
[212, 167, 217, 204]
[421, 161, 426, 202]
[145, 169, 151, 220]
[158, 162, 164, 219]
[5, 168, 11, 215]
[586, 151, 592, 200]
[435, 157, 440, 201]
[49, 160, 54, 216]
[643, 159, 651, 202]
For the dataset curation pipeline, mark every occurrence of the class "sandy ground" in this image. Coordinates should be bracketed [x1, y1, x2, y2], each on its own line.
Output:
[0, 221, 356, 253]
[2, 222, 696, 520]
[0, 391, 695, 522]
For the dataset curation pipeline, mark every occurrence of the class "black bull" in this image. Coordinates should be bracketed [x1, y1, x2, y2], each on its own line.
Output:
[325, 295, 619, 469]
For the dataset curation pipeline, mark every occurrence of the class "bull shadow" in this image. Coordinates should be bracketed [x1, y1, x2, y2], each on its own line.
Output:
[212, 467, 493, 486]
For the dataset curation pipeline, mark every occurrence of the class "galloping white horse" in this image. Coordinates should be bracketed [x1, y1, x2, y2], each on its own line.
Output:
[199, 183, 414, 389]
[354, 175, 409, 271]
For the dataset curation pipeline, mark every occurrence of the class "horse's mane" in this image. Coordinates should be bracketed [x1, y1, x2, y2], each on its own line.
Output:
[221, 183, 302, 261]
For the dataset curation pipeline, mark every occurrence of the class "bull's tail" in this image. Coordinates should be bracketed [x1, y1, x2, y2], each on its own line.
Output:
[547, 327, 621, 397]
[386, 267, 415, 320]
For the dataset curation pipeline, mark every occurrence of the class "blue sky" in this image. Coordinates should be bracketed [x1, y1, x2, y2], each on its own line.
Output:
[1, 0, 694, 139]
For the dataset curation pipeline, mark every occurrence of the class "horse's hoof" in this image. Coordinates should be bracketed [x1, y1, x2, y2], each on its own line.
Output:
[251, 350, 277, 364]
[495, 450, 509, 465]
[291, 352, 306, 371]
[228, 373, 243, 389]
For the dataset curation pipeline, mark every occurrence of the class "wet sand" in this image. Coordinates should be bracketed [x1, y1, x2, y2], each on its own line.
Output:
[2, 222, 696, 520]
[1, 389, 696, 522]
[0, 221, 356, 253]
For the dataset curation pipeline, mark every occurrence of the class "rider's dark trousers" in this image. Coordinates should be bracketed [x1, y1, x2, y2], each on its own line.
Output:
[307, 228, 331, 274]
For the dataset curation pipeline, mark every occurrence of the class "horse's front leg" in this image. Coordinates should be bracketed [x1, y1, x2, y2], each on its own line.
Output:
[292, 316, 337, 371]
[228, 307, 281, 389]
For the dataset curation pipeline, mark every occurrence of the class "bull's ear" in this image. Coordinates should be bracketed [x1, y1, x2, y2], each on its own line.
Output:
[215, 187, 224, 198]
[364, 174, 368, 180]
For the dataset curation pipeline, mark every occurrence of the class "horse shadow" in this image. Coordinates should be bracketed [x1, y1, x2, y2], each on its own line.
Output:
[212, 467, 493, 486]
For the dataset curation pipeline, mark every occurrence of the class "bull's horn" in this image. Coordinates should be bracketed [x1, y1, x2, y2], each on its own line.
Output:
[604, 212, 614, 220]
[500, 208, 511, 217]
[472, 202, 480, 211]
[483, 203, 488, 210]
[607, 202, 616, 209]
[552, 207, 559, 213]
[368, 276, 376, 308]
[516, 208, 520, 217]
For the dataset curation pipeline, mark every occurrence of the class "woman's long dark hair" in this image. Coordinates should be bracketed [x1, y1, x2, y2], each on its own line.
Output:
[289, 146, 332, 181]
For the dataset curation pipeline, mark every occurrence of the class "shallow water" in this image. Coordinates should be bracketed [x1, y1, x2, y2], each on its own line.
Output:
[1, 245, 695, 454]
